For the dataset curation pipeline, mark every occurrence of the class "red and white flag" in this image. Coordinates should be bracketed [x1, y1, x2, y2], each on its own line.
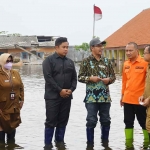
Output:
[94, 5, 102, 21]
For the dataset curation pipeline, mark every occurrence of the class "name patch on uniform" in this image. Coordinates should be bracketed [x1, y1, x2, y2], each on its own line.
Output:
[135, 66, 144, 69]
[125, 66, 130, 69]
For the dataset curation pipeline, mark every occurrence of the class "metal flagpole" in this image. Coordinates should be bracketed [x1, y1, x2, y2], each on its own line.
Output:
[93, 4, 95, 38]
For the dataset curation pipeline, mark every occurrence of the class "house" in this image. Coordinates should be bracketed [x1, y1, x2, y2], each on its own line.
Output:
[0, 35, 57, 63]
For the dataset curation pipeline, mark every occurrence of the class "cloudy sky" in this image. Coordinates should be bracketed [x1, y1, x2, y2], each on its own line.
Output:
[0, 0, 149, 45]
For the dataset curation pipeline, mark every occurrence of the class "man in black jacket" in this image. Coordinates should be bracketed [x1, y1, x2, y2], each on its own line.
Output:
[42, 37, 77, 149]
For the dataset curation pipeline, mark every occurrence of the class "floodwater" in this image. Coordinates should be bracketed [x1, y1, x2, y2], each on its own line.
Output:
[1, 65, 146, 150]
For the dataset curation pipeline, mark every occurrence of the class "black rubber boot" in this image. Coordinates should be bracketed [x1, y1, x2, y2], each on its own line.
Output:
[0, 131, 5, 143]
[7, 129, 16, 144]
[0, 131, 5, 149]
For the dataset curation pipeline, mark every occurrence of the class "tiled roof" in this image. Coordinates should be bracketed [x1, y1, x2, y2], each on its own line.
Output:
[0, 35, 38, 49]
[105, 8, 150, 49]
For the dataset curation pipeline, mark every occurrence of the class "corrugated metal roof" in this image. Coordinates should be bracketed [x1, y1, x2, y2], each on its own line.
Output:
[0, 36, 38, 49]
[0, 35, 57, 49]
[38, 41, 55, 47]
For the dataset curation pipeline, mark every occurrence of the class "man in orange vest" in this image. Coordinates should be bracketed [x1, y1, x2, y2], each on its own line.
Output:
[120, 42, 149, 149]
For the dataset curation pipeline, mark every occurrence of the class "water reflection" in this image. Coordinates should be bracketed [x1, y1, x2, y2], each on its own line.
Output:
[2, 64, 145, 150]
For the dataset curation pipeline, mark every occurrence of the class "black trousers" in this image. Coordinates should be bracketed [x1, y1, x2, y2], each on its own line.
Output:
[45, 97, 71, 128]
[124, 103, 147, 129]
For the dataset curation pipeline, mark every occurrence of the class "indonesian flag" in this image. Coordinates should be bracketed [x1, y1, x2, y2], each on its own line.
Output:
[94, 5, 102, 21]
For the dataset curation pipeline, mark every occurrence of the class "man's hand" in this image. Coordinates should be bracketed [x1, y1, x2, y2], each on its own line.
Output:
[120, 95, 124, 107]
[89, 76, 101, 83]
[120, 99, 124, 107]
[67, 90, 72, 95]
[143, 98, 150, 107]
[139, 95, 144, 102]
[60, 89, 70, 98]
[100, 78, 110, 85]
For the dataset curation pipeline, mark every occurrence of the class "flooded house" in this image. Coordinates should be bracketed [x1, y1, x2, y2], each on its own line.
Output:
[0, 35, 57, 63]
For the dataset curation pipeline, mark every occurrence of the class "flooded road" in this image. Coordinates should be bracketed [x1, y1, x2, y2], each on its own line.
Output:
[3, 65, 145, 150]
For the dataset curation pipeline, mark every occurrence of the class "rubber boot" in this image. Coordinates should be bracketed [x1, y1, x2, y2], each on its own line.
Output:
[142, 129, 149, 149]
[0, 131, 5, 149]
[86, 143, 94, 150]
[0, 131, 5, 143]
[7, 129, 22, 149]
[101, 126, 110, 142]
[125, 128, 134, 149]
[101, 126, 111, 149]
[147, 133, 150, 150]
[7, 129, 16, 144]
[86, 127, 94, 149]
[55, 127, 66, 149]
[44, 127, 54, 150]
[55, 127, 66, 143]
[86, 127, 94, 144]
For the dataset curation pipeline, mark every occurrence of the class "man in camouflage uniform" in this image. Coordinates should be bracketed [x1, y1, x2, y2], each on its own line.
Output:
[78, 38, 116, 145]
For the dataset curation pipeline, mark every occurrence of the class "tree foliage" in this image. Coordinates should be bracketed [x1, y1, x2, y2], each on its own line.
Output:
[93, 36, 100, 39]
[75, 36, 100, 51]
[0, 31, 8, 34]
[75, 42, 89, 51]
[0, 31, 21, 36]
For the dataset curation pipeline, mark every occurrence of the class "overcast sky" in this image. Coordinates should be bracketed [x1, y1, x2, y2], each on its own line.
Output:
[0, 0, 149, 45]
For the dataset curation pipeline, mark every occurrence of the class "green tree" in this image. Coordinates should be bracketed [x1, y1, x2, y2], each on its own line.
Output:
[0, 31, 8, 34]
[75, 42, 90, 60]
[75, 42, 89, 51]
[92, 36, 100, 39]
[0, 31, 21, 36]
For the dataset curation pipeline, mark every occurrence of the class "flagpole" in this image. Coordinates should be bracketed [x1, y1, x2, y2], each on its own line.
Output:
[93, 4, 95, 38]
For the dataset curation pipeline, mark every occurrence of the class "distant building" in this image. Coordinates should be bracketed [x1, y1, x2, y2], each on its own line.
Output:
[0, 35, 58, 63]
[103, 8, 150, 73]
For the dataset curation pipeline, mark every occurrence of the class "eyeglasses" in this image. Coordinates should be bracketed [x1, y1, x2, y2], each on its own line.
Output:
[6, 60, 13, 63]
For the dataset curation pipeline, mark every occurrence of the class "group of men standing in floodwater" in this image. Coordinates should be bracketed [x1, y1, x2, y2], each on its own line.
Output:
[42, 37, 150, 150]
[0, 37, 150, 150]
